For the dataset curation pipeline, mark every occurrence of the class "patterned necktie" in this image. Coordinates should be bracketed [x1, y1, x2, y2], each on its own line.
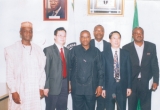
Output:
[60, 48, 67, 78]
[114, 51, 120, 80]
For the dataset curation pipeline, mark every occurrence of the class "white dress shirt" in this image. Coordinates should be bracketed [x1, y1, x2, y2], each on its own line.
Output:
[52, 7, 61, 16]
[95, 40, 104, 52]
[134, 42, 144, 78]
[55, 43, 65, 54]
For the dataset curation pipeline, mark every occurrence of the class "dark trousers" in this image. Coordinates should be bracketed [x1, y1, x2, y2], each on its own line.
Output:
[71, 94, 96, 110]
[105, 82, 126, 110]
[96, 96, 106, 110]
[45, 78, 68, 110]
[128, 79, 151, 110]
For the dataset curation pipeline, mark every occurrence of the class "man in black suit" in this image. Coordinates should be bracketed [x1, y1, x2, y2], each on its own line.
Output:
[46, 0, 65, 19]
[69, 30, 104, 110]
[43, 27, 69, 110]
[90, 24, 110, 52]
[90, 24, 110, 110]
[103, 31, 132, 110]
[123, 27, 159, 110]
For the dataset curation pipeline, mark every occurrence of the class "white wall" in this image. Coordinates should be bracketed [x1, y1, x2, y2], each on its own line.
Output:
[0, 0, 160, 110]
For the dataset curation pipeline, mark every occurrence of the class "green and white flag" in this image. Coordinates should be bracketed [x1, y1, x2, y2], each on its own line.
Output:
[133, 0, 139, 29]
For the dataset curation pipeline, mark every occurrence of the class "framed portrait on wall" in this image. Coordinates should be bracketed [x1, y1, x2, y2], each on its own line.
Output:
[43, 0, 67, 21]
[88, 0, 124, 16]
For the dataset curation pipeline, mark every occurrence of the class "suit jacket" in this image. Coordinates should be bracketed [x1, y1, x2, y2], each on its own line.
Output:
[90, 39, 110, 53]
[43, 44, 69, 95]
[122, 41, 159, 91]
[47, 7, 65, 19]
[103, 48, 132, 94]
[90, 39, 110, 88]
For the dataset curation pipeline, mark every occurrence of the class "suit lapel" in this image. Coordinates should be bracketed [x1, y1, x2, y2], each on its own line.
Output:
[130, 42, 139, 65]
[141, 41, 148, 66]
[64, 47, 68, 63]
[53, 44, 61, 60]
[103, 40, 106, 50]
[103, 47, 113, 67]
[120, 49, 123, 70]
[120, 49, 127, 77]
[107, 48, 114, 69]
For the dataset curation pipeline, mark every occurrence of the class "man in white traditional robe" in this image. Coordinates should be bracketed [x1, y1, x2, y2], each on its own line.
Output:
[4, 21, 46, 110]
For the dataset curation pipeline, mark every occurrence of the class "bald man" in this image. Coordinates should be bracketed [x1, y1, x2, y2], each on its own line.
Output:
[4, 22, 46, 110]
[90, 24, 110, 110]
[69, 30, 104, 110]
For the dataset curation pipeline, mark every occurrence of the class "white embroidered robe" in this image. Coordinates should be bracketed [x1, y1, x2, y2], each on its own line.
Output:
[4, 41, 46, 110]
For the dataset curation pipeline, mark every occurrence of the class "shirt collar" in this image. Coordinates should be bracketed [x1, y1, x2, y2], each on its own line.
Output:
[80, 44, 91, 51]
[95, 39, 103, 44]
[111, 47, 120, 53]
[54, 7, 61, 15]
[134, 41, 144, 48]
[55, 43, 63, 51]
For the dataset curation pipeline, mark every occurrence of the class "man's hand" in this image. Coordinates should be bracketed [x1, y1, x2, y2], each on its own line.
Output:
[69, 81, 71, 93]
[95, 86, 102, 97]
[44, 89, 49, 97]
[40, 89, 44, 98]
[12, 92, 21, 104]
[127, 89, 132, 97]
[101, 90, 106, 98]
[152, 83, 158, 91]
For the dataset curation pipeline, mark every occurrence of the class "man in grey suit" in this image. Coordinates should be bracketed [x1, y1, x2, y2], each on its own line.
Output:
[43, 27, 70, 110]
[123, 27, 159, 110]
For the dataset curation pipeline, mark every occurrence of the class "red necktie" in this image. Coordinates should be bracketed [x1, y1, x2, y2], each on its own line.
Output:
[60, 48, 67, 78]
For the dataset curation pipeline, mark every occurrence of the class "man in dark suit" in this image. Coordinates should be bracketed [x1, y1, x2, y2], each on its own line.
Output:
[69, 30, 104, 110]
[123, 27, 159, 110]
[43, 27, 69, 110]
[90, 24, 110, 52]
[103, 31, 132, 110]
[90, 24, 110, 110]
[46, 0, 65, 19]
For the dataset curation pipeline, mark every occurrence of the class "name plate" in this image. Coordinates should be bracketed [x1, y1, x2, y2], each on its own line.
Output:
[49, 16, 60, 19]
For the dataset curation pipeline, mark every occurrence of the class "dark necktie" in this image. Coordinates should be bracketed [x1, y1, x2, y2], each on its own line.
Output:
[114, 51, 120, 80]
[52, 11, 56, 16]
[60, 48, 67, 78]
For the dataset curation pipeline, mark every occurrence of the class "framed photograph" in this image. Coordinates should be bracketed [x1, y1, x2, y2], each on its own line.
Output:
[88, 0, 124, 16]
[43, 0, 67, 21]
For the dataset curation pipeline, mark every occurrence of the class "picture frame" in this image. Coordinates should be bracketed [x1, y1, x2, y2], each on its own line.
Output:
[43, 0, 67, 21]
[88, 0, 124, 16]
